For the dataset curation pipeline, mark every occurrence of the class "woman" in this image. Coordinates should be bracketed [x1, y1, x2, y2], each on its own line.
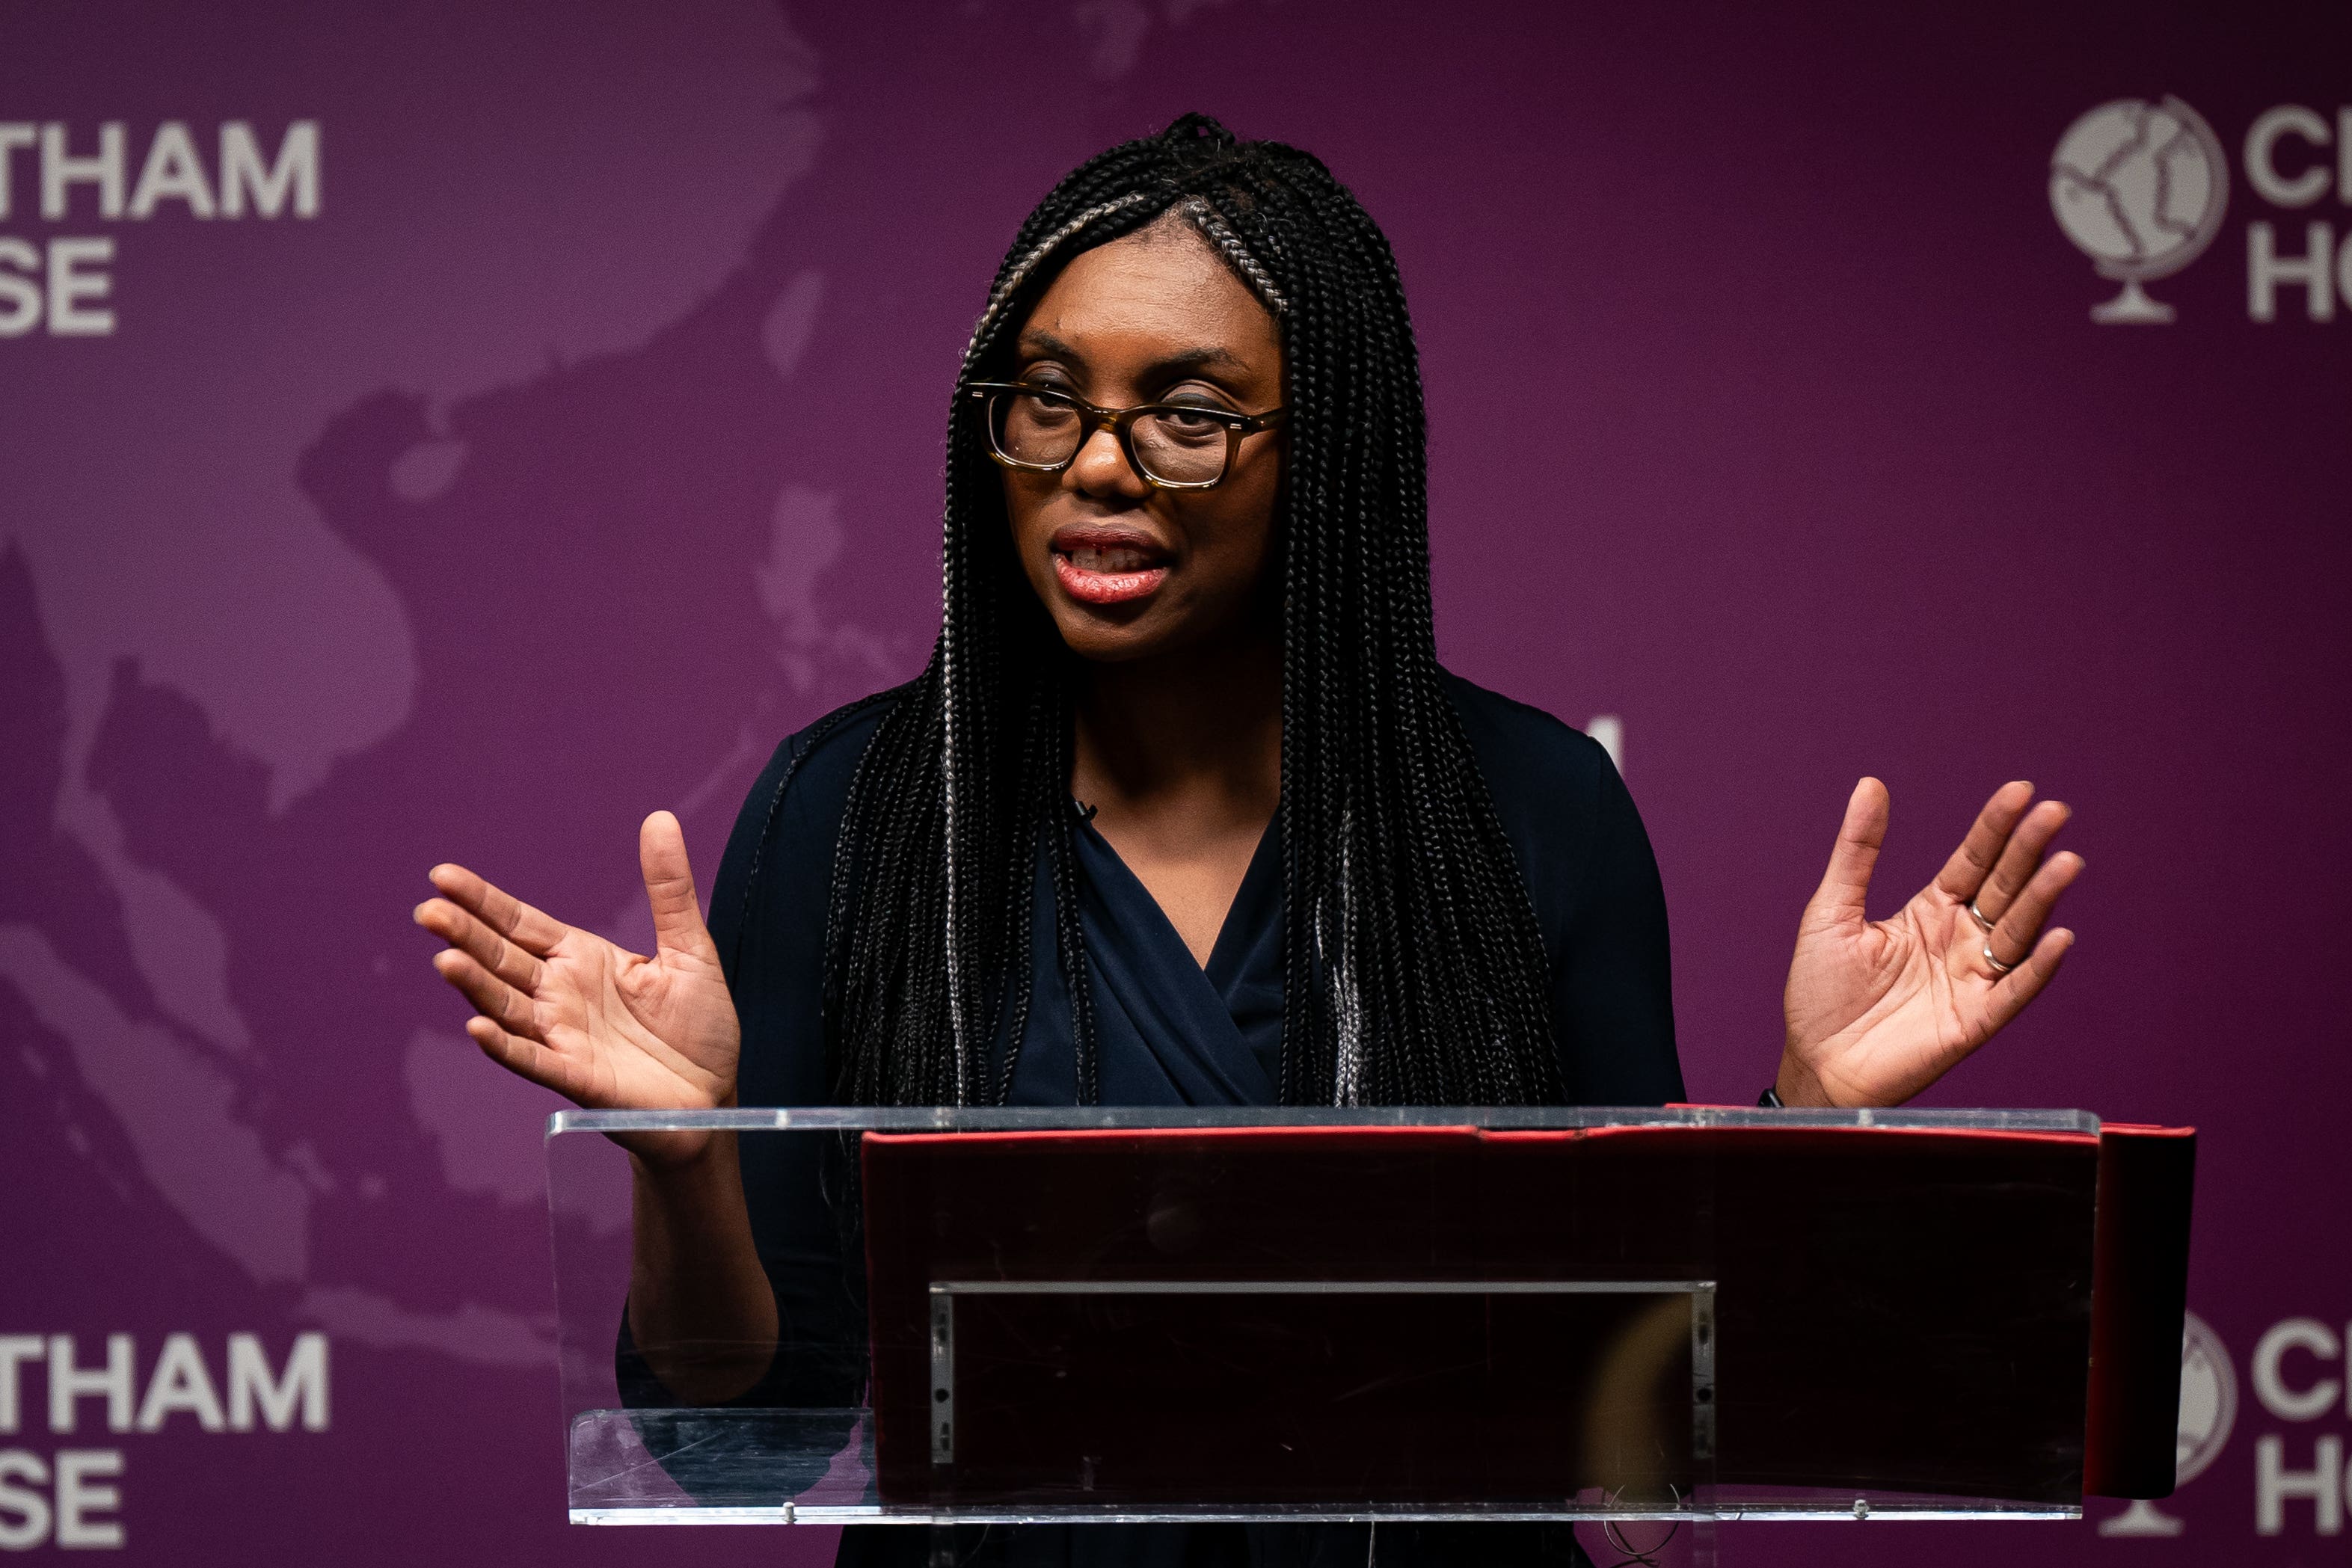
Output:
[415, 116, 2080, 1564]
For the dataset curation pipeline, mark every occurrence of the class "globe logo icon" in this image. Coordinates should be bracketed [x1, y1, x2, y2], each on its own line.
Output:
[2098, 1309, 2238, 1537]
[2176, 1310, 2238, 1486]
[2050, 96, 2230, 322]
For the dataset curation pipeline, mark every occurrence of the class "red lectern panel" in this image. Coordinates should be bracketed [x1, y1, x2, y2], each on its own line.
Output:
[861, 1122, 2149, 1513]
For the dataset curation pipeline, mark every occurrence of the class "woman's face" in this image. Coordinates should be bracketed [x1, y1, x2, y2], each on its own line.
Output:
[998, 215, 1286, 665]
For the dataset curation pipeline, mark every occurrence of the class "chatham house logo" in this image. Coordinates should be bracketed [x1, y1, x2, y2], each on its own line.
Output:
[2050, 96, 2231, 322]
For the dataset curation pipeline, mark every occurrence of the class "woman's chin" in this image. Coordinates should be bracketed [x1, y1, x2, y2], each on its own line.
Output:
[1045, 581, 1279, 666]
[1054, 612, 1173, 664]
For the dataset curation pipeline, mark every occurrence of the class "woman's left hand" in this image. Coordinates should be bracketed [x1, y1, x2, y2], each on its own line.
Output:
[1775, 778, 2082, 1108]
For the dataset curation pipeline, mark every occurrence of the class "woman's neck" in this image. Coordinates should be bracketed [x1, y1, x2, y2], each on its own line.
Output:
[1070, 627, 1282, 840]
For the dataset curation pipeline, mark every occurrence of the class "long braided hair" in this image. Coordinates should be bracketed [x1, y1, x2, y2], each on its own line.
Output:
[823, 114, 1563, 1107]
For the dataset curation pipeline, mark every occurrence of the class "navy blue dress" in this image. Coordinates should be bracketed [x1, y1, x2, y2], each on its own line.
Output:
[649, 669, 1683, 1565]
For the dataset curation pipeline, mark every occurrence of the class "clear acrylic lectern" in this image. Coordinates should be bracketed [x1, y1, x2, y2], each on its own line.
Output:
[545, 1107, 2192, 1543]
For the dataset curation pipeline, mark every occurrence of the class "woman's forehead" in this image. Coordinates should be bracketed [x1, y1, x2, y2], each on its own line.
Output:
[1019, 221, 1280, 371]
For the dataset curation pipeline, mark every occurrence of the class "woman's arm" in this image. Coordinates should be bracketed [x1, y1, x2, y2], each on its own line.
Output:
[1549, 749, 1685, 1104]
[624, 1134, 778, 1403]
[414, 811, 781, 1403]
[1437, 672, 1684, 1104]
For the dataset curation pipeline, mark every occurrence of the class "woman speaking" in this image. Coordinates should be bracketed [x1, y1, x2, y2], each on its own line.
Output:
[414, 115, 2081, 1566]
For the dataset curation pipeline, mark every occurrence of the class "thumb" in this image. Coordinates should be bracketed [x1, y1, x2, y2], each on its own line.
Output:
[639, 811, 712, 957]
[1808, 777, 1889, 923]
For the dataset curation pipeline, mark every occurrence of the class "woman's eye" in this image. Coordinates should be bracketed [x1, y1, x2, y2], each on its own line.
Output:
[1017, 390, 1078, 420]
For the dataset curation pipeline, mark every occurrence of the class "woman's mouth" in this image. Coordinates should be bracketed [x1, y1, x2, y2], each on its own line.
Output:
[1051, 534, 1170, 606]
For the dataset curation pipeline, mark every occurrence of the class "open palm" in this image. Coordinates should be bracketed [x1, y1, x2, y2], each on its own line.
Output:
[1778, 780, 2082, 1108]
[414, 811, 739, 1161]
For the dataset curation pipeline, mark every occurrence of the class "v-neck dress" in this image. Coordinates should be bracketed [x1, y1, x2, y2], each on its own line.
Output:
[999, 803, 1287, 1107]
[631, 669, 1682, 1566]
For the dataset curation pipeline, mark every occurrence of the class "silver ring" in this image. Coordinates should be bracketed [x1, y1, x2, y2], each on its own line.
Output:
[1968, 898, 1996, 933]
[1983, 941, 2015, 977]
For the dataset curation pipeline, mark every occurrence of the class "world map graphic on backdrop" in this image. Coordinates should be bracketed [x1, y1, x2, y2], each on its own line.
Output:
[0, 0, 873, 1369]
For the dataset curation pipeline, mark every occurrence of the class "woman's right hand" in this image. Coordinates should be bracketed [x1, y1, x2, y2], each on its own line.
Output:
[413, 810, 740, 1166]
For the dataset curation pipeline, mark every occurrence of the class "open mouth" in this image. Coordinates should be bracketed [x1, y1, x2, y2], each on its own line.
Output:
[1050, 529, 1172, 606]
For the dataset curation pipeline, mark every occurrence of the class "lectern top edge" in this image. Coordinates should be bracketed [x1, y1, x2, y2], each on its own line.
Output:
[548, 1104, 2108, 1135]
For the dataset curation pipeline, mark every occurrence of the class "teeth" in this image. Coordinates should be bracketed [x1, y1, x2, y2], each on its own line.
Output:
[1068, 544, 1155, 573]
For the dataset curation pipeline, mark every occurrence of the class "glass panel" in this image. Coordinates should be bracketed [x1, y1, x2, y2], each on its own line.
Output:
[548, 1107, 2100, 1529]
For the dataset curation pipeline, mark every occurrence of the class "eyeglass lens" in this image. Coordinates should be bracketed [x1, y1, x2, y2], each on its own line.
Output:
[993, 390, 1232, 485]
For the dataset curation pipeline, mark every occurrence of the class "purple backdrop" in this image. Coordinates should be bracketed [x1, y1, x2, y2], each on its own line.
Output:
[3, 0, 2348, 1560]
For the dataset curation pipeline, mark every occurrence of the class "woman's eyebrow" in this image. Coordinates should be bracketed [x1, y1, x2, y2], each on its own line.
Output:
[1012, 332, 1250, 378]
[1150, 345, 1250, 375]
[1016, 329, 1085, 363]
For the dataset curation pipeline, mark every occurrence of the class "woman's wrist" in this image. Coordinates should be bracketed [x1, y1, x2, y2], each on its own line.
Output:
[627, 1122, 740, 1194]
[627, 1131, 761, 1284]
[1770, 1051, 1837, 1109]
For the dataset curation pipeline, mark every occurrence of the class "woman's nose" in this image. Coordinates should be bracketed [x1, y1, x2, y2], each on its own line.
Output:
[1066, 425, 1149, 499]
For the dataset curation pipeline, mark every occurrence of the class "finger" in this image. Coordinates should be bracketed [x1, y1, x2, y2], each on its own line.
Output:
[462, 1015, 571, 1095]
[638, 811, 713, 958]
[1932, 781, 2035, 904]
[425, 862, 571, 957]
[430, 945, 547, 1042]
[1971, 799, 2072, 926]
[1808, 778, 1890, 921]
[1989, 850, 2085, 968]
[413, 897, 545, 994]
[1975, 926, 2075, 1036]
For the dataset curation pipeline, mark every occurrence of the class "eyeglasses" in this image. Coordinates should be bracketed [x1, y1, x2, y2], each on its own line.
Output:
[964, 381, 1289, 491]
